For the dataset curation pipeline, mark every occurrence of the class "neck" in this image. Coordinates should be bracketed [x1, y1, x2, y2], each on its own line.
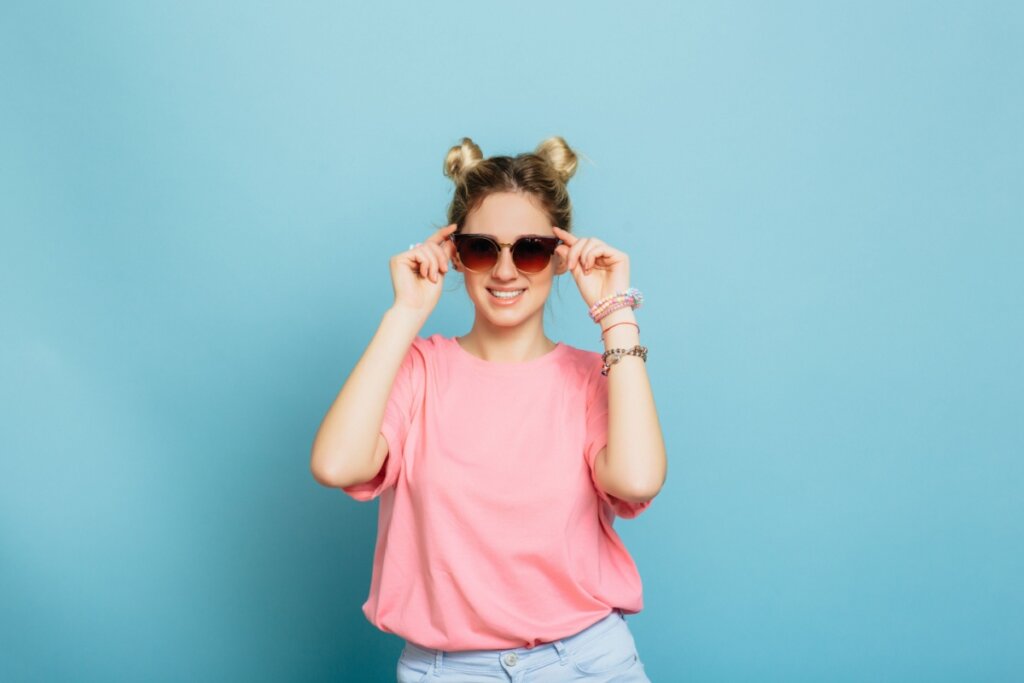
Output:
[458, 317, 555, 363]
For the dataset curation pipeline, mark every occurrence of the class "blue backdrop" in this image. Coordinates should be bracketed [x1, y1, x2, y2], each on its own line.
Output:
[2, 1, 1021, 681]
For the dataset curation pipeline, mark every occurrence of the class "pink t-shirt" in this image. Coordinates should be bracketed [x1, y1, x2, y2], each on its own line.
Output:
[342, 333, 654, 651]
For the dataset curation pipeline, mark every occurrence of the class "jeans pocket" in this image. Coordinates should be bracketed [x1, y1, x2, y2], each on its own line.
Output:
[396, 648, 434, 683]
[567, 620, 640, 676]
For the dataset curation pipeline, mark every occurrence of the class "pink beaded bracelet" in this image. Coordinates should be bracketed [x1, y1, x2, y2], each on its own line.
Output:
[589, 287, 644, 323]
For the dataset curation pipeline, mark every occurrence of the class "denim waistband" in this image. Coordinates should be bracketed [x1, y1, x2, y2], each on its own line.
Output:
[402, 609, 626, 674]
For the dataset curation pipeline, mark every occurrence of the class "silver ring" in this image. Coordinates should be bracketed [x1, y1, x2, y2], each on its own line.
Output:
[408, 242, 420, 250]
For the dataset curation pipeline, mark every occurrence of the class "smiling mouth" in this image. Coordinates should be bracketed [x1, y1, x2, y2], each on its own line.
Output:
[487, 288, 526, 300]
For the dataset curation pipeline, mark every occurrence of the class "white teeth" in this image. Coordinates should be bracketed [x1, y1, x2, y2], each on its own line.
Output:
[489, 289, 524, 299]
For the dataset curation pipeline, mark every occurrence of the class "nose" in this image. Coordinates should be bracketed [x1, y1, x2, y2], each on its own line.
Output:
[493, 244, 519, 280]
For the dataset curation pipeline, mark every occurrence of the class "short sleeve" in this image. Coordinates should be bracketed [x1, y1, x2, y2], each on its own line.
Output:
[341, 339, 425, 501]
[584, 360, 653, 519]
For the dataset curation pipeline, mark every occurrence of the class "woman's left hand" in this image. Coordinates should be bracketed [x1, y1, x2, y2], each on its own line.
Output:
[552, 226, 631, 308]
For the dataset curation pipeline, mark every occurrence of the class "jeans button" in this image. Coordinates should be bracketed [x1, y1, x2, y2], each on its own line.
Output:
[503, 653, 518, 666]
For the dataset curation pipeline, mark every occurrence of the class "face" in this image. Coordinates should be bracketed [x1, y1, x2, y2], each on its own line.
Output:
[454, 192, 566, 329]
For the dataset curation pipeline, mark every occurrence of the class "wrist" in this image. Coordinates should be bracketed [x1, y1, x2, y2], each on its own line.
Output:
[383, 305, 428, 333]
[599, 309, 639, 346]
[589, 286, 643, 322]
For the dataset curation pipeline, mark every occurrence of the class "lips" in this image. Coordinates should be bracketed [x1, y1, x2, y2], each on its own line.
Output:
[487, 287, 526, 302]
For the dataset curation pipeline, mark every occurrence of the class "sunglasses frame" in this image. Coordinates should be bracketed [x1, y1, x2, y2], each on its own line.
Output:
[448, 232, 563, 274]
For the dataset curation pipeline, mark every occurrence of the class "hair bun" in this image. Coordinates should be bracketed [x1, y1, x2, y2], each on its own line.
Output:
[534, 136, 578, 184]
[443, 137, 484, 183]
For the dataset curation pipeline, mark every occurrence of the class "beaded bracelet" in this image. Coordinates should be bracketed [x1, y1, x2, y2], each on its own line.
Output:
[590, 288, 641, 319]
[601, 344, 648, 376]
[590, 287, 643, 321]
[589, 287, 644, 323]
[593, 298, 633, 321]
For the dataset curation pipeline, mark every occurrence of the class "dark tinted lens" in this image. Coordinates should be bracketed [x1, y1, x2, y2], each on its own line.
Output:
[512, 237, 555, 273]
[457, 235, 499, 271]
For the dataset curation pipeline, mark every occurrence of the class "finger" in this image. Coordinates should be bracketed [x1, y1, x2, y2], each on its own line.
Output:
[425, 241, 447, 281]
[579, 243, 596, 270]
[581, 242, 604, 271]
[419, 244, 436, 281]
[596, 245, 624, 270]
[429, 225, 458, 279]
[593, 248, 615, 270]
[567, 237, 590, 272]
[405, 249, 422, 276]
[551, 226, 577, 246]
[411, 245, 436, 280]
[431, 223, 459, 243]
[425, 248, 437, 282]
[413, 248, 430, 279]
[426, 240, 448, 270]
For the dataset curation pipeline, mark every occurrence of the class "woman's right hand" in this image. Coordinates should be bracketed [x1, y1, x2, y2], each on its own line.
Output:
[389, 223, 459, 317]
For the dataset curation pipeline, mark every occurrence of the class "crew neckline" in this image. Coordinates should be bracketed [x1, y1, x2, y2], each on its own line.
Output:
[448, 335, 568, 373]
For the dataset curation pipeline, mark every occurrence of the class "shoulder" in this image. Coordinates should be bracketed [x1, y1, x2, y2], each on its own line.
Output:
[410, 333, 450, 353]
[558, 341, 601, 366]
[555, 342, 605, 386]
[406, 333, 454, 367]
[393, 335, 447, 376]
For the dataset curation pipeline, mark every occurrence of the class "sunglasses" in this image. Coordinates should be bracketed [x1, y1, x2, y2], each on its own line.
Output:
[449, 233, 563, 274]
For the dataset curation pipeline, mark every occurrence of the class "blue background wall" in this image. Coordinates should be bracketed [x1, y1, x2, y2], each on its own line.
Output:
[2, 1, 1021, 681]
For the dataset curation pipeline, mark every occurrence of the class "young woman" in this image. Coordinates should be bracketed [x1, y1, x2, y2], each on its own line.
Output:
[311, 136, 666, 682]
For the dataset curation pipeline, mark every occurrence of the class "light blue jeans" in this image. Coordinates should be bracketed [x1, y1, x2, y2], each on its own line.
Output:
[396, 609, 651, 682]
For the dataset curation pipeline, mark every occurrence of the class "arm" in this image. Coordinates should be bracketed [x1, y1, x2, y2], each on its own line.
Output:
[313, 223, 456, 489]
[309, 306, 425, 488]
[593, 307, 667, 504]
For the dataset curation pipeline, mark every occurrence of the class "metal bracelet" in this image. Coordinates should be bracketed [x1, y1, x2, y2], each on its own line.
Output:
[600, 344, 648, 376]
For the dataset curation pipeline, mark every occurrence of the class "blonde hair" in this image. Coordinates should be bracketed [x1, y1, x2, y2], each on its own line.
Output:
[442, 136, 579, 234]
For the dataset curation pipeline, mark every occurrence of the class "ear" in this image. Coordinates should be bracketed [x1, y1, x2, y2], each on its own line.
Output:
[553, 245, 569, 275]
[445, 238, 462, 272]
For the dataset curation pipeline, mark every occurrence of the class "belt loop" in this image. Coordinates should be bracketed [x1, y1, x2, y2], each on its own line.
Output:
[433, 649, 443, 676]
[552, 640, 569, 665]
